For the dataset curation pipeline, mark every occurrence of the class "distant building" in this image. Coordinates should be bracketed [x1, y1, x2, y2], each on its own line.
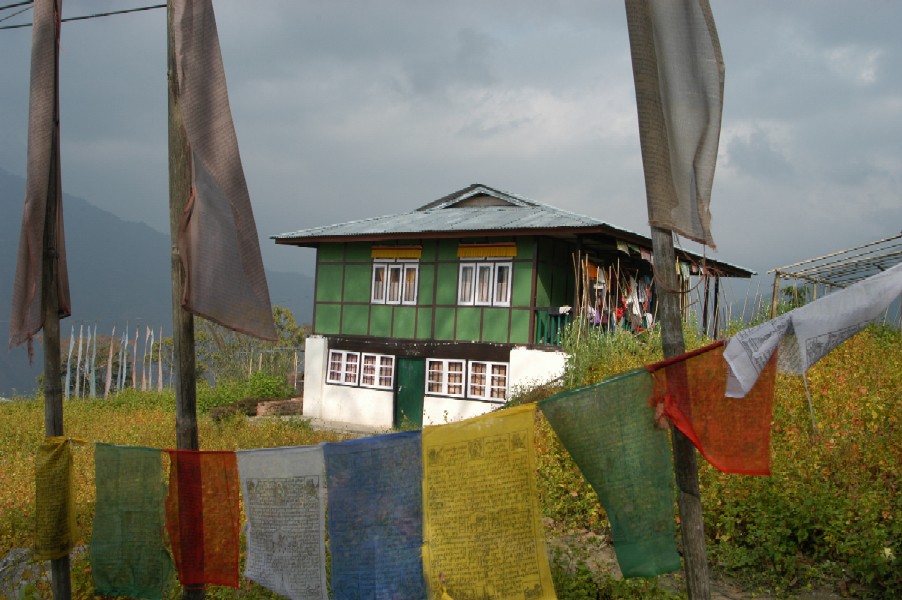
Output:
[274, 184, 751, 429]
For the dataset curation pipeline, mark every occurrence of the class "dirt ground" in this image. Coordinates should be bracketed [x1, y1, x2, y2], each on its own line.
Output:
[548, 526, 847, 600]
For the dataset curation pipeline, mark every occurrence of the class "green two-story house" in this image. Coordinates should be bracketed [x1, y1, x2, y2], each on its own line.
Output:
[274, 184, 751, 429]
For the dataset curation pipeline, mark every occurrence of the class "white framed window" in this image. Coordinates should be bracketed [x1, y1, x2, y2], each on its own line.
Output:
[426, 359, 466, 397]
[458, 261, 512, 307]
[327, 350, 360, 385]
[372, 260, 418, 305]
[361, 353, 395, 389]
[371, 264, 387, 303]
[458, 264, 475, 305]
[468, 361, 509, 401]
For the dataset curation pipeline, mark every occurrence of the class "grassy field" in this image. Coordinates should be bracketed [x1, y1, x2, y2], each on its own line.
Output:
[0, 326, 898, 598]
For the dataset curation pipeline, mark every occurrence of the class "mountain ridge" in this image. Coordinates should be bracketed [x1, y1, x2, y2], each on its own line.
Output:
[0, 167, 313, 396]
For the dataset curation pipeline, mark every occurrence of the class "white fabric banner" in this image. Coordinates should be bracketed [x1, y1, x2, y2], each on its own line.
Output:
[236, 446, 328, 600]
[725, 262, 902, 397]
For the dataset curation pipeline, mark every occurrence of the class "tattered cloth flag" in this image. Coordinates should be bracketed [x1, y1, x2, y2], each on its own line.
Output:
[539, 370, 681, 578]
[648, 342, 778, 476]
[34, 437, 77, 561]
[235, 445, 328, 600]
[725, 262, 902, 397]
[324, 431, 425, 600]
[421, 404, 556, 600]
[624, 0, 725, 248]
[172, 0, 276, 340]
[9, 0, 71, 353]
[91, 444, 173, 600]
[165, 450, 240, 588]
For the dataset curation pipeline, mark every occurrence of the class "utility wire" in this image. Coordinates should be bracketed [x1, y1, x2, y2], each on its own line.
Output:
[0, 4, 30, 24]
[0, 3, 165, 30]
[0, 1, 33, 12]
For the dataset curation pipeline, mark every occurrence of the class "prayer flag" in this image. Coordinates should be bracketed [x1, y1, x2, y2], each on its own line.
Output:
[9, 0, 71, 352]
[324, 431, 425, 600]
[236, 446, 328, 599]
[422, 405, 556, 600]
[91, 444, 173, 600]
[725, 262, 902, 397]
[540, 370, 681, 577]
[625, 0, 725, 248]
[165, 450, 240, 588]
[649, 343, 778, 475]
[34, 436, 76, 561]
[172, 0, 276, 340]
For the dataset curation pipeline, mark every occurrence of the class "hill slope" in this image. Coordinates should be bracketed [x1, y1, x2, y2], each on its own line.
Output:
[0, 168, 313, 396]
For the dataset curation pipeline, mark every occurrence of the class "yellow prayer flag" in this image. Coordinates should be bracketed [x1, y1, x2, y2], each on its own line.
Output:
[34, 436, 76, 561]
[422, 405, 556, 600]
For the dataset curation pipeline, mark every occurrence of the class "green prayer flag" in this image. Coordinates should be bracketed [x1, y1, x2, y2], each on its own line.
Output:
[90, 443, 173, 599]
[540, 369, 681, 577]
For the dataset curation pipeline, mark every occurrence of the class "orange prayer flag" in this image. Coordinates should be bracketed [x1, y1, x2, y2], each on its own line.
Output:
[649, 342, 778, 475]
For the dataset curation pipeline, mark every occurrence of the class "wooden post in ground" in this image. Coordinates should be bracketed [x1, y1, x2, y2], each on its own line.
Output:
[651, 226, 711, 600]
[167, 2, 203, 597]
[38, 0, 70, 594]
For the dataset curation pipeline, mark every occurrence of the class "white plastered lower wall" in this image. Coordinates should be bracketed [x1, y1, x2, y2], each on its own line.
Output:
[302, 337, 568, 428]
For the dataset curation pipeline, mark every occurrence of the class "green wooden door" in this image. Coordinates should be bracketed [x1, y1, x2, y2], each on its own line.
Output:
[395, 358, 425, 428]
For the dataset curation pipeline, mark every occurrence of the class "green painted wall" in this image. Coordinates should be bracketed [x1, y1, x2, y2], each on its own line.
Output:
[482, 309, 510, 343]
[341, 304, 370, 336]
[310, 237, 579, 344]
[392, 307, 417, 339]
[434, 307, 456, 340]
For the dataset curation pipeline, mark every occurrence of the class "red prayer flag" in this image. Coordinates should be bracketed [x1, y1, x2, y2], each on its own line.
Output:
[649, 342, 778, 475]
[165, 450, 240, 588]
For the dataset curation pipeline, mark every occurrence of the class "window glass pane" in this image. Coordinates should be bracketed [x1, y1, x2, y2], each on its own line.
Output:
[344, 353, 359, 383]
[361, 354, 376, 386]
[458, 264, 475, 304]
[372, 264, 386, 303]
[448, 361, 464, 395]
[427, 360, 443, 393]
[475, 263, 493, 304]
[387, 265, 403, 303]
[378, 356, 395, 387]
[490, 364, 507, 399]
[328, 351, 343, 382]
[469, 362, 486, 397]
[403, 265, 418, 304]
[494, 264, 511, 305]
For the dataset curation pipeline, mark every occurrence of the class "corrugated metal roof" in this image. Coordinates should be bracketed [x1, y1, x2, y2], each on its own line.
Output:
[273, 184, 642, 240]
[273, 184, 754, 277]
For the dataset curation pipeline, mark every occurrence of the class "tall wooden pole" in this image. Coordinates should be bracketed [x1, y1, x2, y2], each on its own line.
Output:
[651, 226, 710, 600]
[167, 2, 203, 597]
[40, 0, 70, 594]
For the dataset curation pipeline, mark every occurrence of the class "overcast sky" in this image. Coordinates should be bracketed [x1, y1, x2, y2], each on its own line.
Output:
[2, 1, 900, 300]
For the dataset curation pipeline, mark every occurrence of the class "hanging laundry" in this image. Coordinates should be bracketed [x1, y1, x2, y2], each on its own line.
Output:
[236, 445, 328, 600]
[725, 262, 902, 397]
[91, 444, 173, 600]
[539, 370, 680, 578]
[165, 450, 240, 588]
[323, 431, 425, 600]
[422, 405, 556, 600]
[34, 437, 77, 561]
[649, 342, 778, 476]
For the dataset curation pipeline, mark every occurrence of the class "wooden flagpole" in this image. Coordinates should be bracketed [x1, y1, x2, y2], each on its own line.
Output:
[650, 227, 711, 599]
[167, 1, 203, 597]
[38, 0, 71, 594]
